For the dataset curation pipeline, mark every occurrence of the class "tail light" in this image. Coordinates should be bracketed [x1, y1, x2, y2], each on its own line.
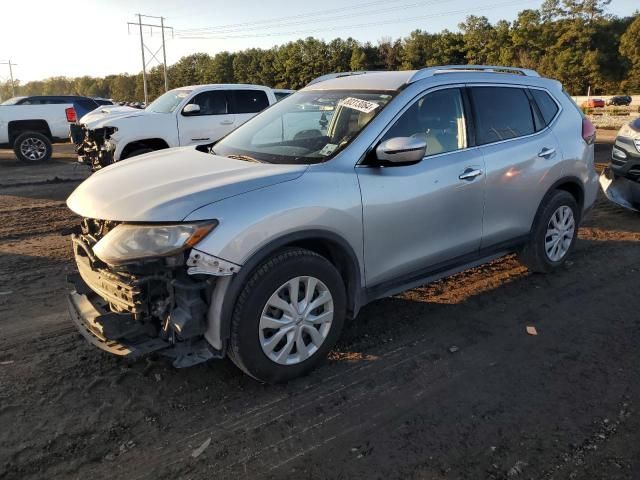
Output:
[65, 107, 77, 123]
[582, 117, 596, 145]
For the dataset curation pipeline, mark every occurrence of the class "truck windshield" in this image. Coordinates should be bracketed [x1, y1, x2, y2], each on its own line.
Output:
[212, 90, 394, 164]
[146, 90, 192, 113]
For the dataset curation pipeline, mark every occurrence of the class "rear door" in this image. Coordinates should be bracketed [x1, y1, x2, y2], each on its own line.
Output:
[470, 85, 562, 248]
[229, 89, 271, 128]
[177, 90, 235, 145]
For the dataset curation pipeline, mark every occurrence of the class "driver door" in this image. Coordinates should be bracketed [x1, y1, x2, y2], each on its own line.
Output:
[177, 90, 236, 146]
[356, 87, 486, 287]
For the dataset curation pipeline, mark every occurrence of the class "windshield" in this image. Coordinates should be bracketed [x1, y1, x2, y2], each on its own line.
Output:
[213, 90, 394, 164]
[1, 96, 26, 105]
[146, 90, 192, 113]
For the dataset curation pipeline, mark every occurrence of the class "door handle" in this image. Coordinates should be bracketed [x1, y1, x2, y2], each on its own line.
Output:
[538, 147, 556, 158]
[458, 168, 483, 181]
[220, 120, 234, 125]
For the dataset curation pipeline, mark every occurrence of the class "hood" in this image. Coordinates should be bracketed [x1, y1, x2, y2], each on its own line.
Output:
[67, 147, 307, 222]
[80, 106, 147, 128]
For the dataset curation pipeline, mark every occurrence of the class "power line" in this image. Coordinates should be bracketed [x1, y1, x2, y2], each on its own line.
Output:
[176, 0, 537, 40]
[175, 0, 452, 36]
[177, 0, 409, 34]
[0, 60, 17, 97]
[127, 14, 173, 104]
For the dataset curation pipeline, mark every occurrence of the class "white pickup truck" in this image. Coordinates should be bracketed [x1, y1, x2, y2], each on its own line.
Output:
[72, 84, 289, 170]
[0, 103, 76, 162]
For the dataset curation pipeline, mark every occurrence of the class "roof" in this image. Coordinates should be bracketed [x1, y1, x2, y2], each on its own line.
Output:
[303, 66, 546, 91]
[177, 84, 272, 92]
[304, 71, 417, 91]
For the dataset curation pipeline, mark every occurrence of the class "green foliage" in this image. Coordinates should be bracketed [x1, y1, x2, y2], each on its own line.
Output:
[0, 4, 637, 102]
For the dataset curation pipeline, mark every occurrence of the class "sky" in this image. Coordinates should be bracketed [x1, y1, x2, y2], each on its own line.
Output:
[0, 0, 637, 83]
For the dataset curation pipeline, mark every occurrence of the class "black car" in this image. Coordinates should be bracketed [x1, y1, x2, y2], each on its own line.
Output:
[0, 95, 112, 119]
[607, 95, 632, 106]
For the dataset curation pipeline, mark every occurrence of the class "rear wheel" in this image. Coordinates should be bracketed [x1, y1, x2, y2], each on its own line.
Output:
[518, 190, 579, 273]
[229, 248, 346, 383]
[14, 132, 52, 163]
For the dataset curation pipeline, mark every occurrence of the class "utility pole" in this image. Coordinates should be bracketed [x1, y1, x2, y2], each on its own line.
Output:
[0, 59, 17, 97]
[127, 14, 173, 105]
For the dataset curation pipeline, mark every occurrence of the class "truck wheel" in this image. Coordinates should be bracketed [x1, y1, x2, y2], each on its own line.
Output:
[14, 132, 52, 163]
[229, 248, 346, 383]
[518, 190, 579, 273]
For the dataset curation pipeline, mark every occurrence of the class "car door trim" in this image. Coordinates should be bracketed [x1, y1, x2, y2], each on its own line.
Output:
[364, 234, 528, 302]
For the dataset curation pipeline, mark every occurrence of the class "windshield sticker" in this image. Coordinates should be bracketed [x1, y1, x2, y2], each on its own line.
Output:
[338, 97, 379, 113]
[319, 143, 338, 156]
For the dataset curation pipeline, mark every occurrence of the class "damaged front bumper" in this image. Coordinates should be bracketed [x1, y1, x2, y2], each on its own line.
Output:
[599, 167, 640, 213]
[70, 124, 116, 172]
[67, 223, 228, 367]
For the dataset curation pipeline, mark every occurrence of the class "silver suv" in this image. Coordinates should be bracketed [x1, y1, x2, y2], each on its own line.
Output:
[66, 65, 599, 382]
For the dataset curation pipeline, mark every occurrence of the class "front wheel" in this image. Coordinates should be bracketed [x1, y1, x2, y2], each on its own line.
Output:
[229, 248, 346, 383]
[518, 190, 579, 273]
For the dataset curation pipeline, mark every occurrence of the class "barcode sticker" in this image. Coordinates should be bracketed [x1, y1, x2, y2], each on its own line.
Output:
[338, 97, 379, 113]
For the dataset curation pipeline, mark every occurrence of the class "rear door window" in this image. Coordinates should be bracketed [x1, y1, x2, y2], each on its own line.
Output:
[230, 90, 270, 114]
[530, 89, 559, 126]
[469, 87, 535, 145]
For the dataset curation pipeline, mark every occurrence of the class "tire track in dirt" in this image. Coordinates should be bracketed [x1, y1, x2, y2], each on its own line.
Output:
[126, 252, 640, 480]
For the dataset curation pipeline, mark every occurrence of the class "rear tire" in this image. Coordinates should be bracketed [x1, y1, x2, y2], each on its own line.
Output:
[518, 190, 579, 273]
[13, 131, 52, 163]
[229, 248, 346, 383]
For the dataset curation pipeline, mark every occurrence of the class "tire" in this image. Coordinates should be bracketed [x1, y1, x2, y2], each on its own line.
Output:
[122, 147, 153, 160]
[229, 248, 346, 383]
[518, 190, 579, 273]
[13, 132, 52, 163]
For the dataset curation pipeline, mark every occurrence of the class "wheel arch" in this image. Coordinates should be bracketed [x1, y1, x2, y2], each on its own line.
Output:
[534, 176, 585, 228]
[8, 120, 52, 145]
[120, 138, 170, 159]
[215, 230, 364, 349]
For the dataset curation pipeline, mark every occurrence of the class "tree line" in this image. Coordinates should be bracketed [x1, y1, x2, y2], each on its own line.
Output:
[1, 0, 638, 102]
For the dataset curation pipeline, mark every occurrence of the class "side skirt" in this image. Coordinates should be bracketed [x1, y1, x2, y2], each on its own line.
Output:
[363, 236, 528, 303]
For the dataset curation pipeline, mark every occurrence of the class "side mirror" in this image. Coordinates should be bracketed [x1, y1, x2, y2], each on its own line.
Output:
[182, 103, 201, 116]
[375, 137, 427, 164]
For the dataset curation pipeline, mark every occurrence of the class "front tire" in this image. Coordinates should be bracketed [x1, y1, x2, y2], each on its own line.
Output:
[229, 248, 346, 383]
[518, 190, 579, 273]
[14, 132, 52, 163]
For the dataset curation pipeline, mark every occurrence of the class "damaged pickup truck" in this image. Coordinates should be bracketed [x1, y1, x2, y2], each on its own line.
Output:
[66, 67, 598, 383]
[600, 117, 640, 212]
[70, 84, 278, 171]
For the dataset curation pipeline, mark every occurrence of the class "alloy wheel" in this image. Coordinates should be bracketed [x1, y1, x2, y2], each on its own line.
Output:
[545, 205, 575, 262]
[259, 276, 334, 365]
[20, 137, 47, 161]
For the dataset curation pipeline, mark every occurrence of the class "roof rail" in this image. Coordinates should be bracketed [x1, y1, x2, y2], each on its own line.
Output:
[408, 65, 540, 83]
[307, 71, 376, 86]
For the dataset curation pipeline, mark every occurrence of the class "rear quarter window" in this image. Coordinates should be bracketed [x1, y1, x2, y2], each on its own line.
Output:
[530, 89, 559, 126]
[470, 87, 535, 145]
[231, 90, 270, 114]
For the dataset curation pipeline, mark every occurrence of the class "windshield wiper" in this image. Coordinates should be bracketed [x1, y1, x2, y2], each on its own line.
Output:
[225, 154, 262, 163]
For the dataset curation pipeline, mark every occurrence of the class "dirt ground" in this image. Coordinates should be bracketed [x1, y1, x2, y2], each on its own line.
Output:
[1, 133, 639, 480]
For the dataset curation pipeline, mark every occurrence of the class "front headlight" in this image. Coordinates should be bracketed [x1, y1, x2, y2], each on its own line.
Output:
[93, 221, 217, 265]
